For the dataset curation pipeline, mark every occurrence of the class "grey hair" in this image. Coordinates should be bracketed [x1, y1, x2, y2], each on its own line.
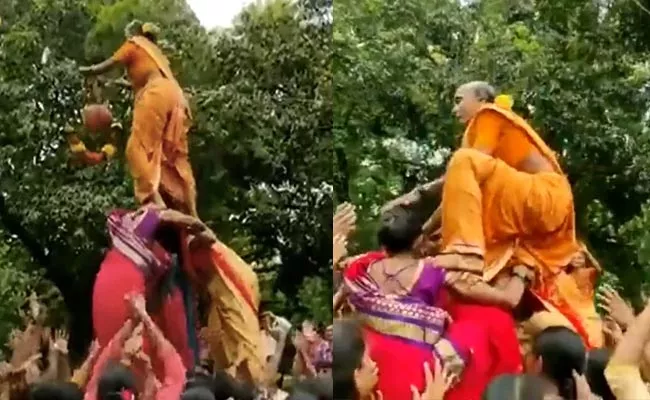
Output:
[124, 20, 143, 38]
[461, 81, 496, 102]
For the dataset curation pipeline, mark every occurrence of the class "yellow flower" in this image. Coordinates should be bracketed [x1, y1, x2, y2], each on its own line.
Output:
[142, 22, 161, 36]
[101, 144, 117, 159]
[70, 141, 87, 154]
[495, 94, 514, 110]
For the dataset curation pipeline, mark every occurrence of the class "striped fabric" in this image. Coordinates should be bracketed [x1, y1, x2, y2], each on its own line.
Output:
[106, 209, 170, 278]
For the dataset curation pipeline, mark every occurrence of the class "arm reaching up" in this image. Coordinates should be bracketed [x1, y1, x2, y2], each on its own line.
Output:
[126, 293, 185, 399]
[605, 300, 650, 399]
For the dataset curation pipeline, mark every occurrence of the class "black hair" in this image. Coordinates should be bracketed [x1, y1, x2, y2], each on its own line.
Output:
[332, 319, 365, 400]
[291, 376, 333, 400]
[181, 387, 215, 400]
[29, 382, 83, 400]
[97, 362, 137, 400]
[585, 348, 615, 400]
[209, 370, 255, 400]
[185, 370, 217, 393]
[482, 374, 547, 400]
[377, 205, 429, 254]
[532, 327, 586, 400]
[142, 31, 157, 43]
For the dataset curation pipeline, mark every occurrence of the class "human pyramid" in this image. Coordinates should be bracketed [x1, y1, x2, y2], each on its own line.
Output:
[68, 19, 266, 395]
[333, 81, 605, 400]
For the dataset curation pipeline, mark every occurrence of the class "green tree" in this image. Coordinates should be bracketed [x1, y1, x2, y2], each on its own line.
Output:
[334, 0, 650, 302]
[0, 0, 332, 358]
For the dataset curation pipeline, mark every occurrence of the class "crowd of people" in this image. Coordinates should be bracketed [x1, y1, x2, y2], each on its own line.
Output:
[331, 81, 650, 399]
[0, 292, 332, 400]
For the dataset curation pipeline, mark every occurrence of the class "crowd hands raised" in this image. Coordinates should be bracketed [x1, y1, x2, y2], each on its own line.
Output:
[332, 201, 650, 400]
[0, 290, 332, 400]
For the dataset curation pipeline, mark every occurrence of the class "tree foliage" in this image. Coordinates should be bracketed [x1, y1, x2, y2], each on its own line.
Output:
[334, 0, 650, 302]
[0, 0, 332, 357]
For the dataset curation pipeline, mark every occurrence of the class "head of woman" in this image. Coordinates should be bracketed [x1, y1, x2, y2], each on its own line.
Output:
[377, 205, 428, 255]
[526, 326, 586, 400]
[453, 81, 496, 124]
[482, 374, 549, 400]
[332, 319, 378, 400]
[29, 382, 83, 400]
[124, 20, 160, 43]
[97, 362, 138, 400]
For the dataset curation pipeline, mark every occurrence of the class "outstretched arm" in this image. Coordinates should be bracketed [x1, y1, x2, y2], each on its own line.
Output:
[444, 268, 528, 309]
[79, 59, 118, 76]
[79, 40, 135, 77]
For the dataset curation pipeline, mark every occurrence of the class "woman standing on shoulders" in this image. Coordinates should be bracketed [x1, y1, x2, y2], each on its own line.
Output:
[80, 20, 197, 217]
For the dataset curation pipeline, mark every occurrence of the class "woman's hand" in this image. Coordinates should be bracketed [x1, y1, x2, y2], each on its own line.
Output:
[126, 293, 147, 320]
[603, 316, 624, 347]
[51, 329, 69, 355]
[597, 284, 636, 330]
[333, 202, 356, 238]
[411, 359, 455, 400]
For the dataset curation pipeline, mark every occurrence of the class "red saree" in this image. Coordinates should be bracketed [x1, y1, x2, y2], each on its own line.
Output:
[344, 252, 522, 400]
[92, 209, 193, 379]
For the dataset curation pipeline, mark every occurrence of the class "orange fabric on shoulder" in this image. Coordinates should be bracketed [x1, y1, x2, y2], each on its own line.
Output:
[112, 40, 160, 91]
[465, 108, 535, 169]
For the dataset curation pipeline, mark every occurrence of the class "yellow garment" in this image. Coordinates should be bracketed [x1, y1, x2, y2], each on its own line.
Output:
[113, 35, 196, 215]
[126, 76, 196, 214]
[192, 240, 264, 385]
[605, 364, 650, 400]
[439, 148, 577, 272]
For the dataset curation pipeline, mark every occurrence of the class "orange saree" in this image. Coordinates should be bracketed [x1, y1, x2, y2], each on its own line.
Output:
[437, 104, 602, 348]
[188, 240, 264, 385]
[112, 36, 196, 216]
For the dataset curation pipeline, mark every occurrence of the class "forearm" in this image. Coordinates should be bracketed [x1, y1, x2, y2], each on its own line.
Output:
[417, 176, 444, 196]
[85, 59, 117, 76]
[38, 354, 59, 382]
[446, 271, 525, 309]
[610, 302, 650, 367]
[141, 312, 175, 359]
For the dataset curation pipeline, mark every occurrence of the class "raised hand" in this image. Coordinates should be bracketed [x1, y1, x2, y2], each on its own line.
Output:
[51, 329, 69, 355]
[602, 317, 623, 347]
[123, 324, 144, 357]
[411, 359, 455, 400]
[597, 284, 635, 329]
[333, 202, 356, 238]
[125, 293, 147, 319]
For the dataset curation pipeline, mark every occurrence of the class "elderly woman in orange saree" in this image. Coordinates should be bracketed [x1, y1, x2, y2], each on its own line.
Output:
[80, 20, 197, 217]
[389, 81, 601, 348]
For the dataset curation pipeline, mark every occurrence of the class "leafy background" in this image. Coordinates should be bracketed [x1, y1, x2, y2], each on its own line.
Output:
[0, 0, 332, 360]
[334, 0, 650, 306]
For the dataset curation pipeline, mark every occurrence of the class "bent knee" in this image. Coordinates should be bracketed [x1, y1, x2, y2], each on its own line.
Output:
[447, 148, 489, 169]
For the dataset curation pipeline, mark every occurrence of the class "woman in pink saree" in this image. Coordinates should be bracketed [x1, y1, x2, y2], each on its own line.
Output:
[92, 206, 203, 379]
[343, 206, 525, 400]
